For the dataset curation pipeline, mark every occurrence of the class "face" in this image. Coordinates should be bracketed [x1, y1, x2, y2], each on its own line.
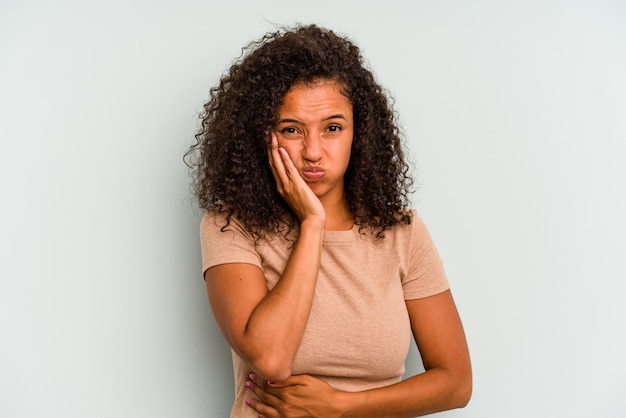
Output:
[274, 80, 354, 204]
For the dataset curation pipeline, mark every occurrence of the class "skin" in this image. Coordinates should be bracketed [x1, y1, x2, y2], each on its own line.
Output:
[273, 80, 355, 230]
[205, 81, 353, 383]
[205, 80, 472, 417]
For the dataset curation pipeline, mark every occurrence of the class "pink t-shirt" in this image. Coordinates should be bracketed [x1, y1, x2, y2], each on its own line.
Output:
[201, 210, 449, 417]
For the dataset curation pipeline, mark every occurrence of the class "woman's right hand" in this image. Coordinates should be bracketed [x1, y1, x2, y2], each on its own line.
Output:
[268, 132, 325, 225]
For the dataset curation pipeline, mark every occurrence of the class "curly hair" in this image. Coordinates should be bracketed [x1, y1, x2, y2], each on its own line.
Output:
[185, 24, 414, 241]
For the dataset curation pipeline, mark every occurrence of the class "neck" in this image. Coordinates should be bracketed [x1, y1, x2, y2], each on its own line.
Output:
[321, 196, 354, 231]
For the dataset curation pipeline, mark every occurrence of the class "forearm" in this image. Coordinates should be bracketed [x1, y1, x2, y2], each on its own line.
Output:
[337, 368, 471, 418]
[242, 219, 324, 380]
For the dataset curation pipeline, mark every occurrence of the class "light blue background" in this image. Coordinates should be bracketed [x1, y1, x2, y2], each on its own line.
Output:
[1, 1, 625, 417]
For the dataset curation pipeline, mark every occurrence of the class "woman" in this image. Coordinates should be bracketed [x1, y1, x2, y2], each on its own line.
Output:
[186, 25, 471, 417]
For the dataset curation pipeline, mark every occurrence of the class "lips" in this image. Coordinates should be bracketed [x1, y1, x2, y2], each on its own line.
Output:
[302, 167, 326, 181]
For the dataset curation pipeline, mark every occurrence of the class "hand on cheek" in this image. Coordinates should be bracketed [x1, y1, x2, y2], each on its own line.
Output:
[267, 133, 325, 224]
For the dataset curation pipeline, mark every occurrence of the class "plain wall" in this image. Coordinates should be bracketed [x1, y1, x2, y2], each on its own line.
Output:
[1, 1, 625, 417]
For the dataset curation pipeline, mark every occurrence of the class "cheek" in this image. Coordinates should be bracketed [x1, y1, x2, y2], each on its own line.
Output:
[338, 142, 353, 167]
[278, 142, 302, 161]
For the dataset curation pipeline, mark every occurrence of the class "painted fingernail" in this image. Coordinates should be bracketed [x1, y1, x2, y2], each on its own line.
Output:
[249, 373, 255, 380]
[267, 380, 275, 385]
[244, 381, 251, 388]
[245, 399, 252, 406]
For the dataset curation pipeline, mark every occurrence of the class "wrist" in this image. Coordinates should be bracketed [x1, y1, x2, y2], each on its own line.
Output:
[300, 216, 326, 231]
[334, 390, 356, 418]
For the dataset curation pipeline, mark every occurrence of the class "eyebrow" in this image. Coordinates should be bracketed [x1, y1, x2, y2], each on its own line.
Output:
[277, 114, 347, 124]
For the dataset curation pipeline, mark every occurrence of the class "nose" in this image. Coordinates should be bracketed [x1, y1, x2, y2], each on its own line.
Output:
[303, 132, 322, 162]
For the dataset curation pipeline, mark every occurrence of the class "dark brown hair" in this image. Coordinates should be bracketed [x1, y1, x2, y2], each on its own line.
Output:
[185, 24, 413, 240]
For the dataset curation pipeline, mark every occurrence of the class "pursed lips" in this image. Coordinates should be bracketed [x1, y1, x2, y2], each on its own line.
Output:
[302, 166, 326, 181]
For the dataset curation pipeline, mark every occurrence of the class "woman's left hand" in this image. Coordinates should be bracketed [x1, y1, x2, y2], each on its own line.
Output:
[245, 373, 345, 418]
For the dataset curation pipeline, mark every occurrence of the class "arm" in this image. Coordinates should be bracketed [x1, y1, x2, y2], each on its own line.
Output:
[206, 133, 325, 382]
[206, 219, 323, 382]
[246, 290, 472, 417]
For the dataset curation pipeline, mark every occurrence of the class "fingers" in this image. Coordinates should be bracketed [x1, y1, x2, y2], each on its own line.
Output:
[278, 147, 299, 179]
[267, 132, 302, 198]
[247, 373, 282, 392]
[268, 132, 297, 183]
[267, 132, 292, 198]
[267, 132, 280, 165]
[266, 132, 325, 222]
[245, 373, 281, 417]
[246, 396, 277, 418]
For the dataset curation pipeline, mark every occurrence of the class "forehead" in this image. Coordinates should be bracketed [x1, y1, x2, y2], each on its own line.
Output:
[279, 80, 352, 115]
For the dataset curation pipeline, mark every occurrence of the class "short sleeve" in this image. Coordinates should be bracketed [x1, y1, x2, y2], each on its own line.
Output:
[401, 213, 450, 300]
[200, 211, 262, 278]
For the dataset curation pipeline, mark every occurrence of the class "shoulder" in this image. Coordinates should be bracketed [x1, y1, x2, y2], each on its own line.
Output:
[200, 210, 264, 274]
[200, 209, 255, 243]
[201, 209, 296, 249]
[384, 209, 443, 261]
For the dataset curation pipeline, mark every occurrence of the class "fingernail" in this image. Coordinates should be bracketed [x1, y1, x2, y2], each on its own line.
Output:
[249, 373, 255, 380]
[267, 380, 275, 385]
[245, 399, 252, 406]
[244, 381, 251, 388]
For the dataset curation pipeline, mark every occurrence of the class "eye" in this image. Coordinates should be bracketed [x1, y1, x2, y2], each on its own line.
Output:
[327, 124, 342, 132]
[280, 127, 298, 135]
